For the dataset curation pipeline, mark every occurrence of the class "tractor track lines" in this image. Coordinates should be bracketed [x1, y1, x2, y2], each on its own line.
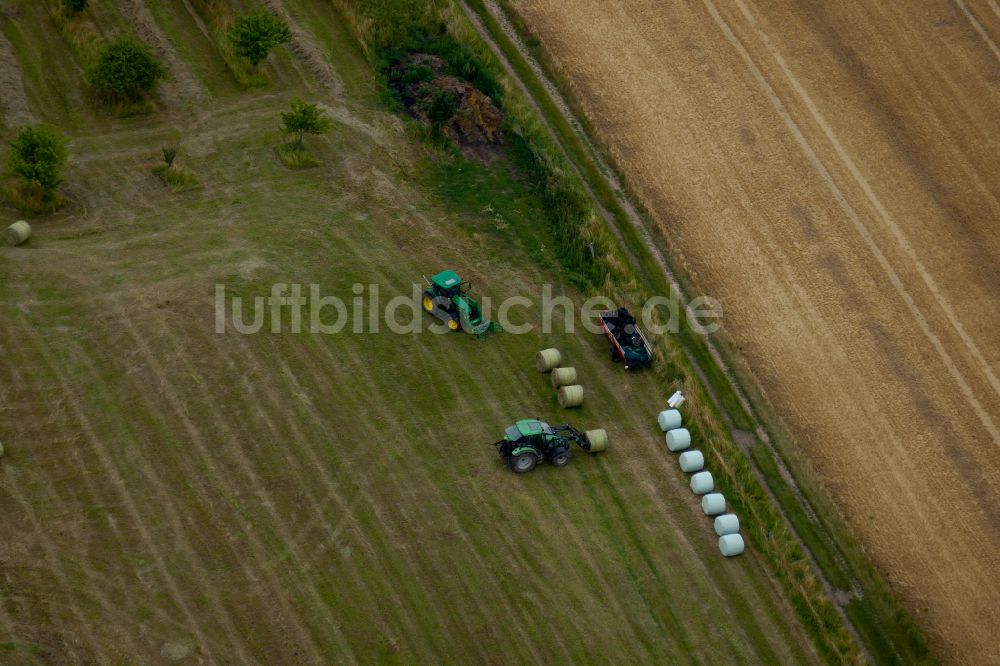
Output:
[0, 29, 36, 128]
[720, 0, 1000, 444]
[260, 0, 343, 98]
[234, 330, 471, 661]
[0, 348, 163, 658]
[1, 322, 223, 663]
[131, 312, 346, 662]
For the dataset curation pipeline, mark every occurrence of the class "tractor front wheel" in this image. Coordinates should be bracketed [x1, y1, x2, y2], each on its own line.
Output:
[550, 448, 571, 467]
[446, 317, 460, 332]
[510, 452, 538, 474]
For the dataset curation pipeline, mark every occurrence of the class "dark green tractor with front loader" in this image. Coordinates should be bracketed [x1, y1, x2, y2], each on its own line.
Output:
[421, 269, 496, 335]
[494, 419, 608, 473]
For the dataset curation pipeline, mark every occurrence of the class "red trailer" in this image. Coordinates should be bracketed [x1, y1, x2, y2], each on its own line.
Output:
[599, 308, 652, 369]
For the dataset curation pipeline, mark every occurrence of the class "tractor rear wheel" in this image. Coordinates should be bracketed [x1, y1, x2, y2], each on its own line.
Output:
[422, 291, 435, 313]
[510, 452, 538, 474]
[550, 447, 571, 467]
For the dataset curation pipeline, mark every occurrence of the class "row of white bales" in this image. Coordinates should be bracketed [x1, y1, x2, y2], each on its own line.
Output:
[659, 409, 744, 556]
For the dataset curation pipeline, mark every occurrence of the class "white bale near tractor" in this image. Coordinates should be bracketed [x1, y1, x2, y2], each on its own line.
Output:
[665, 428, 691, 451]
[535, 348, 562, 373]
[702, 493, 726, 516]
[558, 384, 584, 408]
[678, 450, 704, 473]
[656, 409, 682, 432]
[690, 471, 714, 495]
[714, 513, 740, 536]
[5, 220, 31, 246]
[550, 367, 578, 389]
[719, 533, 745, 557]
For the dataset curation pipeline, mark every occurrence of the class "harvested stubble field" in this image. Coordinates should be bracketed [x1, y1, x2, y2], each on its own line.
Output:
[506, 0, 1000, 662]
[0, 0, 828, 663]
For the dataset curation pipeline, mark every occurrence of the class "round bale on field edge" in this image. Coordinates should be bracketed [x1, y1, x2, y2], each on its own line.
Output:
[5, 221, 31, 246]
[558, 384, 584, 408]
[585, 429, 608, 453]
[719, 533, 745, 557]
[690, 471, 714, 495]
[657, 409, 682, 432]
[702, 493, 726, 516]
[550, 366, 578, 389]
[714, 513, 740, 536]
[665, 428, 691, 452]
[535, 348, 562, 373]
[678, 450, 705, 473]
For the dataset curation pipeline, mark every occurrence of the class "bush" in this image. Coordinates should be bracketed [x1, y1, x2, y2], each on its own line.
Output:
[87, 35, 167, 103]
[6, 125, 69, 207]
[61, 0, 88, 15]
[427, 89, 457, 134]
[228, 9, 291, 69]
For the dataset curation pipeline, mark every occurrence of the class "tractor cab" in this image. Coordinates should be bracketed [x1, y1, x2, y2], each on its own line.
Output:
[430, 270, 463, 299]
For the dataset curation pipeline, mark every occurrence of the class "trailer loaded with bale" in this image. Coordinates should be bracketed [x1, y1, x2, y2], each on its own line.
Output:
[599, 308, 652, 369]
[494, 419, 607, 473]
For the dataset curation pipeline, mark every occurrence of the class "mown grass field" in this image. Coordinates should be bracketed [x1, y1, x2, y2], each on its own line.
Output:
[0, 1, 826, 663]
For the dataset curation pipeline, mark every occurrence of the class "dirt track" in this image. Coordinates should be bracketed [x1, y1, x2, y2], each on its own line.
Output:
[508, 0, 1000, 661]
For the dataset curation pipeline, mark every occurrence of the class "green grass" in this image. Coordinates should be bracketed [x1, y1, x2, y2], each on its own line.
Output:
[152, 164, 201, 192]
[276, 142, 320, 168]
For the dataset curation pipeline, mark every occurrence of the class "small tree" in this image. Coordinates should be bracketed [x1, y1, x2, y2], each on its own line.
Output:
[229, 10, 291, 70]
[280, 100, 331, 154]
[162, 147, 177, 169]
[7, 125, 69, 203]
[87, 35, 167, 103]
[61, 0, 88, 15]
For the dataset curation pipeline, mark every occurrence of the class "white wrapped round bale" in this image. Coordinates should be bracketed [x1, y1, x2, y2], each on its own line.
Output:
[535, 348, 562, 373]
[719, 533, 745, 557]
[702, 493, 726, 516]
[678, 450, 704, 473]
[656, 409, 682, 432]
[5, 221, 31, 246]
[689, 471, 714, 495]
[665, 428, 691, 452]
[714, 513, 740, 536]
[550, 367, 578, 389]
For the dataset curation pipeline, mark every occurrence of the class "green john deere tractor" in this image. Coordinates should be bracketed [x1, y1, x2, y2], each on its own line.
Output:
[421, 269, 496, 335]
[494, 419, 608, 473]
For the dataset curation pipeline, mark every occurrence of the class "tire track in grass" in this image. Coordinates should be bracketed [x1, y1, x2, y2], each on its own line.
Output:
[1, 323, 223, 663]
[0, 335, 161, 660]
[120, 0, 209, 106]
[317, 229, 572, 660]
[0, 29, 36, 127]
[576, 344, 809, 663]
[268, 336, 431, 657]
[434, 343, 653, 661]
[260, 0, 344, 97]
[297, 333, 548, 663]
[127, 313, 346, 662]
[219, 329, 467, 661]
